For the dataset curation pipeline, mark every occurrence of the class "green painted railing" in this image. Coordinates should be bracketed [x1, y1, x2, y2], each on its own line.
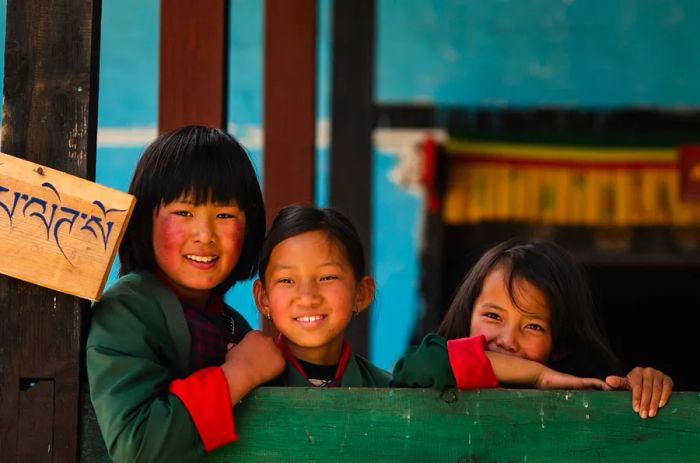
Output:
[81, 388, 700, 462]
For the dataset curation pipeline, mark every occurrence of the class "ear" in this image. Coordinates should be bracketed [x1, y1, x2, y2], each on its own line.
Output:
[353, 276, 375, 314]
[253, 279, 271, 318]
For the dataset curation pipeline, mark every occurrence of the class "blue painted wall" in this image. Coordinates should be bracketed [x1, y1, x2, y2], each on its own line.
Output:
[2, 0, 699, 370]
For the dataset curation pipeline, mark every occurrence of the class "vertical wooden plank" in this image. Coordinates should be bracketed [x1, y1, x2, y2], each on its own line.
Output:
[0, 0, 101, 461]
[159, 0, 227, 132]
[329, 0, 375, 358]
[263, 0, 316, 225]
[17, 380, 55, 462]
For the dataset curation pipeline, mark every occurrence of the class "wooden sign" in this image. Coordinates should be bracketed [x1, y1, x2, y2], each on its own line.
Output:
[0, 152, 135, 300]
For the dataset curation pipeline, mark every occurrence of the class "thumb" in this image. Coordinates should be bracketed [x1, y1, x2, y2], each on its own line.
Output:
[606, 375, 630, 390]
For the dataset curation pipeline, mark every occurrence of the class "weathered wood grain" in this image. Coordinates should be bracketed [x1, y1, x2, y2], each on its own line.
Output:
[0, 152, 134, 301]
[80, 388, 700, 462]
[0, 0, 101, 461]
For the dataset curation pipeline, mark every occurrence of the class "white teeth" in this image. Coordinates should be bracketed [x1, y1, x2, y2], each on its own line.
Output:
[296, 315, 324, 323]
[186, 255, 218, 263]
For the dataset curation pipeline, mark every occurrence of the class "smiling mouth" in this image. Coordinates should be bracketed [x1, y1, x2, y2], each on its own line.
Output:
[295, 315, 326, 324]
[185, 255, 218, 263]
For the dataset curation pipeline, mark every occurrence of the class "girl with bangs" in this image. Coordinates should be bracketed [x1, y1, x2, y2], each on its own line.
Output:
[87, 126, 284, 462]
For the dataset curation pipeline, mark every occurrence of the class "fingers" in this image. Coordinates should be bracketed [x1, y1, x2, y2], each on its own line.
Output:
[605, 375, 630, 390]
[659, 375, 674, 408]
[571, 377, 611, 391]
[639, 367, 660, 418]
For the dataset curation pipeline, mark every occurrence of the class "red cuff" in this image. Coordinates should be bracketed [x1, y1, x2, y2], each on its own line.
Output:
[169, 366, 236, 452]
[447, 335, 499, 389]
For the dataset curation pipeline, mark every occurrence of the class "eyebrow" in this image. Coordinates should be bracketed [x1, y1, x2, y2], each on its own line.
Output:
[480, 302, 548, 321]
[270, 261, 344, 270]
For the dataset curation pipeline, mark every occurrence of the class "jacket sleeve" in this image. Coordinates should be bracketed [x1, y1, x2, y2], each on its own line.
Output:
[392, 333, 498, 389]
[87, 288, 236, 463]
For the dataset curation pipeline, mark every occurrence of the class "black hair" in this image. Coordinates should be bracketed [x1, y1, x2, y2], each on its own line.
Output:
[438, 238, 622, 378]
[119, 125, 265, 291]
[258, 206, 366, 284]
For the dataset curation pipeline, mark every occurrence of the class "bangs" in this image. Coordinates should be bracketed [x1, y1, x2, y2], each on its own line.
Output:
[501, 258, 550, 318]
[152, 128, 260, 212]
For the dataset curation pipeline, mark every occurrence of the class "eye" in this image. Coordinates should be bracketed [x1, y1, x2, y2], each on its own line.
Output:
[173, 210, 192, 217]
[216, 212, 237, 219]
[320, 275, 339, 282]
[525, 323, 545, 332]
[483, 311, 501, 321]
[277, 277, 293, 284]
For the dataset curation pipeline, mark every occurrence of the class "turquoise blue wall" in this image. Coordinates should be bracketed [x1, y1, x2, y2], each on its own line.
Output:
[2, 0, 699, 370]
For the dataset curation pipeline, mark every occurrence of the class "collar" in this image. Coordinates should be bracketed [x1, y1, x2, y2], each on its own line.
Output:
[276, 335, 352, 386]
[154, 270, 224, 315]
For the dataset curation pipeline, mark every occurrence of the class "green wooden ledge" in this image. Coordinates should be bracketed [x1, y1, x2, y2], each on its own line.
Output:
[80, 388, 700, 462]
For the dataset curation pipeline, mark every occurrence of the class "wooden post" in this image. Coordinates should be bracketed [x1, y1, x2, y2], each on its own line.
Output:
[263, 0, 316, 225]
[159, 0, 228, 132]
[330, 0, 375, 358]
[0, 1, 102, 461]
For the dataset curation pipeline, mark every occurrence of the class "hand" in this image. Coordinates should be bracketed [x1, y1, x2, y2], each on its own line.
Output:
[220, 330, 285, 402]
[606, 366, 674, 419]
[536, 367, 612, 391]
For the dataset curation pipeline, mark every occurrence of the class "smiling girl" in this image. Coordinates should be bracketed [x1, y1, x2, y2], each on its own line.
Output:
[253, 205, 391, 387]
[87, 126, 284, 462]
[394, 239, 674, 419]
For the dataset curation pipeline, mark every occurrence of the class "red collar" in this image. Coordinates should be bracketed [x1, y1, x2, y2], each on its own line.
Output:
[276, 335, 352, 386]
[154, 270, 224, 315]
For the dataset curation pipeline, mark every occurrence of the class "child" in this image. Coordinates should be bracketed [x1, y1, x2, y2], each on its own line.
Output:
[253, 205, 392, 387]
[394, 238, 673, 418]
[86, 126, 285, 462]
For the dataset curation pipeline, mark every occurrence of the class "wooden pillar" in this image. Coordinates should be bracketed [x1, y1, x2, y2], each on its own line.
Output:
[330, 0, 375, 358]
[0, 1, 102, 461]
[159, 0, 228, 132]
[263, 0, 316, 225]
[261, 0, 316, 334]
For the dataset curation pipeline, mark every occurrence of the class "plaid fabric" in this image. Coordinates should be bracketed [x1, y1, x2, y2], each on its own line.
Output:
[183, 298, 239, 371]
[153, 272, 244, 371]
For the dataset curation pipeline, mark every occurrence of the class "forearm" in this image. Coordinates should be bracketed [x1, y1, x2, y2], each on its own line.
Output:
[484, 351, 546, 385]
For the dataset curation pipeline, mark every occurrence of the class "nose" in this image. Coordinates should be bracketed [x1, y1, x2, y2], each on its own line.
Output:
[193, 215, 215, 243]
[495, 324, 519, 354]
[297, 279, 320, 306]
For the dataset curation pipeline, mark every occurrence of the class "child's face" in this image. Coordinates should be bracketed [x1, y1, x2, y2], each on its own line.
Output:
[254, 230, 373, 365]
[469, 267, 552, 364]
[152, 196, 246, 308]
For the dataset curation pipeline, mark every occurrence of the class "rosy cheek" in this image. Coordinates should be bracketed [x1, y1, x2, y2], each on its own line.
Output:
[154, 217, 186, 252]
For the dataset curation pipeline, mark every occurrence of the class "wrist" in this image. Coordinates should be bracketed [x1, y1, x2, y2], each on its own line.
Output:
[221, 359, 259, 402]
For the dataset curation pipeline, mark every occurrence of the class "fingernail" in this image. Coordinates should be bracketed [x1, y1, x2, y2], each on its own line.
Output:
[633, 404, 639, 412]
[640, 410, 647, 419]
[649, 410, 656, 418]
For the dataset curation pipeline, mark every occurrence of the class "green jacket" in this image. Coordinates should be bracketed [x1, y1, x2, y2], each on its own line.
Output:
[392, 333, 457, 389]
[269, 352, 392, 387]
[86, 271, 251, 463]
[392, 333, 498, 390]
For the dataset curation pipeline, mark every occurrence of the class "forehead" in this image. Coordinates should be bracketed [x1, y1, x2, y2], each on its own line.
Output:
[269, 230, 349, 266]
[164, 193, 240, 206]
[478, 267, 550, 320]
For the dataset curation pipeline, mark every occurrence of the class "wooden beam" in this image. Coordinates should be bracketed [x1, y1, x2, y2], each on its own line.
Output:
[263, 0, 316, 225]
[0, 1, 102, 461]
[330, 0, 375, 358]
[159, 0, 228, 132]
[81, 389, 700, 461]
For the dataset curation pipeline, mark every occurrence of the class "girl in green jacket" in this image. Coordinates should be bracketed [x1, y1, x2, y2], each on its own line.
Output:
[87, 126, 284, 462]
[253, 206, 391, 387]
[394, 238, 673, 419]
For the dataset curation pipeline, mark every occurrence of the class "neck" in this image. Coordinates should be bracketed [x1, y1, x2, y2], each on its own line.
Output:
[285, 338, 344, 366]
